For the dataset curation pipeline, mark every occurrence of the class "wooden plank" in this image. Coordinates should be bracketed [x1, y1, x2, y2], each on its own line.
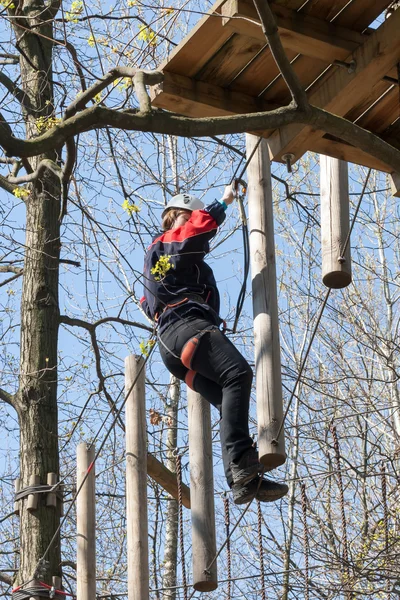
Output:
[262, 54, 328, 105]
[231, 46, 296, 96]
[160, 0, 231, 77]
[381, 117, 400, 147]
[151, 71, 276, 117]
[344, 79, 393, 124]
[357, 88, 399, 133]
[267, 8, 400, 162]
[221, 0, 365, 62]
[309, 136, 393, 173]
[299, 0, 358, 21]
[274, 0, 305, 9]
[194, 32, 267, 86]
[333, 0, 392, 32]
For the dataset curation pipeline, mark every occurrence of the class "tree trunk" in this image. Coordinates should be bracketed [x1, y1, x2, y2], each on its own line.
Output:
[162, 376, 180, 600]
[13, 0, 62, 586]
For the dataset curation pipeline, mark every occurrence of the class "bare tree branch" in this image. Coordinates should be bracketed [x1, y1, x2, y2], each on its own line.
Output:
[0, 265, 23, 275]
[1, 102, 400, 174]
[253, 0, 309, 111]
[0, 573, 12, 586]
[64, 67, 163, 119]
[60, 314, 152, 333]
[6, 158, 62, 185]
[0, 387, 17, 409]
[0, 73, 32, 113]
[0, 173, 18, 195]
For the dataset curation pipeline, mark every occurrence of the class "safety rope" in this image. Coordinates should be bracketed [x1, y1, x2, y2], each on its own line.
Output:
[223, 493, 231, 600]
[12, 581, 73, 600]
[228, 137, 263, 333]
[380, 462, 390, 594]
[330, 422, 352, 600]
[256, 500, 266, 600]
[300, 483, 310, 600]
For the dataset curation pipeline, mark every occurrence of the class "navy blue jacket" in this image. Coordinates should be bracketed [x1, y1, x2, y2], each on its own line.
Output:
[141, 200, 226, 332]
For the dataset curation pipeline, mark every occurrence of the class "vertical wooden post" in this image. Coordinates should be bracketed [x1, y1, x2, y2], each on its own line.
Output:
[187, 388, 218, 591]
[320, 155, 352, 288]
[76, 443, 96, 600]
[246, 134, 286, 469]
[125, 355, 149, 600]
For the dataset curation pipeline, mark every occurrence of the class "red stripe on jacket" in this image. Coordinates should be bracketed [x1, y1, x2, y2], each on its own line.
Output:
[149, 210, 217, 248]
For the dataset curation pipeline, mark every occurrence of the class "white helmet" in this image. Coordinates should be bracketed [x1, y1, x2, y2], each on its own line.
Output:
[162, 193, 204, 217]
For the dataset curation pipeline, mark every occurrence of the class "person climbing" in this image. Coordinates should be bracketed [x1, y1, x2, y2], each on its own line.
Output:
[140, 186, 288, 504]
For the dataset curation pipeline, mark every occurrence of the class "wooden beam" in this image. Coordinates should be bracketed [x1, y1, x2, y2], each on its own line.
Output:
[125, 355, 149, 600]
[246, 134, 286, 469]
[188, 390, 218, 592]
[320, 156, 352, 289]
[76, 444, 96, 600]
[309, 136, 393, 173]
[267, 8, 400, 163]
[221, 0, 365, 63]
[147, 452, 191, 509]
[151, 71, 276, 117]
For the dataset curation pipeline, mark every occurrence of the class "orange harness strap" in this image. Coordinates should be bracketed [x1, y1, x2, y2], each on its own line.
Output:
[181, 336, 201, 370]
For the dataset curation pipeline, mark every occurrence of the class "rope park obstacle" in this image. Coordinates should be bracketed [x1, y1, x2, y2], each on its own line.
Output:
[8, 0, 400, 597]
[11, 143, 383, 599]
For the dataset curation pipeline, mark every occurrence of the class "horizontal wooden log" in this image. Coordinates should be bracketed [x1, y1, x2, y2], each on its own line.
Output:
[147, 452, 190, 509]
[268, 7, 400, 163]
[221, 0, 365, 62]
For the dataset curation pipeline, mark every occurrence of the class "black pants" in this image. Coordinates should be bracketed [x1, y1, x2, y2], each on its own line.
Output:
[158, 316, 254, 486]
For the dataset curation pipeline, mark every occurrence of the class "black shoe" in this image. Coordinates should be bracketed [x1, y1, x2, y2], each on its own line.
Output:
[230, 447, 263, 486]
[232, 476, 289, 505]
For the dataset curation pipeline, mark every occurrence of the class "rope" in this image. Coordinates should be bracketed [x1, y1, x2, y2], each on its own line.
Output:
[273, 168, 372, 443]
[15, 484, 63, 502]
[12, 581, 74, 600]
[300, 483, 310, 600]
[175, 453, 188, 600]
[223, 493, 231, 600]
[330, 422, 352, 600]
[380, 462, 390, 595]
[228, 137, 263, 333]
[256, 500, 266, 600]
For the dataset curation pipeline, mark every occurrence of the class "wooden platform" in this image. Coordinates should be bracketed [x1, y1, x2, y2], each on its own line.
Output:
[150, 0, 400, 173]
